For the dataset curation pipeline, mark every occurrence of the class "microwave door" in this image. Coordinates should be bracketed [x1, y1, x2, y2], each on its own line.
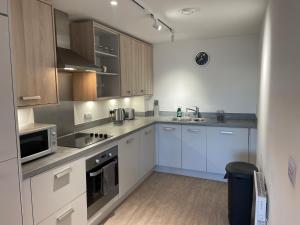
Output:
[20, 130, 50, 163]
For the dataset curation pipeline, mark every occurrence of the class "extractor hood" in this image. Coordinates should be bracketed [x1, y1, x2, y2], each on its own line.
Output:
[55, 9, 101, 73]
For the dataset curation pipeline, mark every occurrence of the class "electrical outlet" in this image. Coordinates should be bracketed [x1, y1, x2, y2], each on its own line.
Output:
[288, 156, 297, 186]
[84, 113, 92, 121]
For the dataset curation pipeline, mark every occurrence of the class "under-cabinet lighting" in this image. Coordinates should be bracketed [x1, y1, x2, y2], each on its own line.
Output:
[85, 70, 96, 73]
[110, 0, 118, 6]
[64, 67, 76, 71]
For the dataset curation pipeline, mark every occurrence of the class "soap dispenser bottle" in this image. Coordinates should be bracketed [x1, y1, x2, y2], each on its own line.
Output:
[177, 107, 182, 118]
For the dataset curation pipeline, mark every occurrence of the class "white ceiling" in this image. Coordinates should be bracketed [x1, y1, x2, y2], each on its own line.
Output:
[53, 0, 267, 43]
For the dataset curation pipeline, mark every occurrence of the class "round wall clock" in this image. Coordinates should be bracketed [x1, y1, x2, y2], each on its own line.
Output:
[195, 52, 209, 66]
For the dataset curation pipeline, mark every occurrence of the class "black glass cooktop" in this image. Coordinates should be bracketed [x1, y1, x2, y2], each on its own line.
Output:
[58, 132, 112, 149]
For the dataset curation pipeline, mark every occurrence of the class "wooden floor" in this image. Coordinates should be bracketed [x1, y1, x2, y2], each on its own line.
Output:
[101, 172, 229, 225]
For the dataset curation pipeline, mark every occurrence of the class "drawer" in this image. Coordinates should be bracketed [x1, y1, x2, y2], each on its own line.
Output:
[31, 159, 86, 224]
[38, 194, 87, 225]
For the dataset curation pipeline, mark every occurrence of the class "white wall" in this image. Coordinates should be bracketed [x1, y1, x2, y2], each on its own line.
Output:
[152, 35, 260, 113]
[258, 0, 300, 224]
[74, 96, 146, 125]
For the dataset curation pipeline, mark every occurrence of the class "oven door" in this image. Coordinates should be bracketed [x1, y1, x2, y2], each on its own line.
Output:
[86, 158, 119, 218]
[20, 129, 51, 163]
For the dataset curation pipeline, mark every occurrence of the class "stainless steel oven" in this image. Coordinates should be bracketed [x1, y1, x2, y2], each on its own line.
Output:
[86, 146, 119, 218]
[19, 124, 57, 163]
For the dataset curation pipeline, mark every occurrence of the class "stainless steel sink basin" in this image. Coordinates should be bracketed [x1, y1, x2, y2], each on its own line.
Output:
[171, 117, 206, 123]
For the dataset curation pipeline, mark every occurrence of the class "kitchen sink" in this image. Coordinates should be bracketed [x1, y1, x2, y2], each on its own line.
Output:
[171, 117, 206, 123]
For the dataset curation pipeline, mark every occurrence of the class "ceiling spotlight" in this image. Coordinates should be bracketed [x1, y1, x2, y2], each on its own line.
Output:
[180, 8, 198, 16]
[153, 19, 162, 31]
[110, 0, 118, 6]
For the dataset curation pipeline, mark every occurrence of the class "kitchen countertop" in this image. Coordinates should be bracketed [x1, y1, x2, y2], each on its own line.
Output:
[22, 116, 256, 179]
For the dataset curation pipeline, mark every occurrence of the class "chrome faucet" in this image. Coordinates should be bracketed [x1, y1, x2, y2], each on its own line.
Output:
[186, 106, 202, 118]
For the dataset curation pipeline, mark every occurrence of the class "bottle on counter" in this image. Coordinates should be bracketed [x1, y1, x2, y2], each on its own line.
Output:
[177, 107, 183, 118]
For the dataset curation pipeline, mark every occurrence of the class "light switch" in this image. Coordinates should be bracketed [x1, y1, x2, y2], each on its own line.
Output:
[288, 156, 297, 186]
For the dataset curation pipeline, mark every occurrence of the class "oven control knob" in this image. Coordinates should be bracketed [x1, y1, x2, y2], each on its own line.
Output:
[99, 133, 103, 138]
[108, 153, 113, 157]
[90, 133, 94, 137]
[95, 133, 99, 137]
[104, 134, 108, 139]
[95, 159, 100, 164]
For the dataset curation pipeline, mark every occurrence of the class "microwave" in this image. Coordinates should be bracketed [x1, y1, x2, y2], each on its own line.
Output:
[19, 124, 57, 163]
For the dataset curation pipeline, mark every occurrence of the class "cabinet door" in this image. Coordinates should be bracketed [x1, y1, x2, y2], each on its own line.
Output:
[0, 159, 22, 225]
[0, 15, 18, 162]
[119, 132, 140, 197]
[144, 44, 153, 95]
[11, 0, 58, 107]
[0, 0, 7, 14]
[207, 127, 249, 174]
[158, 124, 181, 168]
[120, 35, 133, 97]
[182, 125, 206, 172]
[139, 125, 155, 178]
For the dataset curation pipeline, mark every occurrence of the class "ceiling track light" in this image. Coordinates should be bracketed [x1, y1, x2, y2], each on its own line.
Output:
[131, 0, 175, 42]
[153, 18, 162, 31]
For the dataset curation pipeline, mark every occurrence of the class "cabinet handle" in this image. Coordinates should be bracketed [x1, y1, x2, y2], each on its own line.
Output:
[220, 131, 233, 135]
[163, 127, 175, 131]
[126, 137, 134, 144]
[54, 167, 72, 179]
[56, 208, 74, 223]
[141, 89, 144, 92]
[127, 91, 131, 94]
[144, 129, 152, 135]
[21, 96, 41, 101]
[187, 129, 201, 133]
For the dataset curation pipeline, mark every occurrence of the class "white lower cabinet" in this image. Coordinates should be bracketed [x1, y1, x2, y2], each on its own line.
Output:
[31, 159, 86, 224]
[158, 124, 182, 168]
[38, 194, 87, 225]
[182, 125, 207, 172]
[119, 132, 140, 197]
[139, 125, 155, 178]
[0, 158, 22, 225]
[207, 127, 249, 174]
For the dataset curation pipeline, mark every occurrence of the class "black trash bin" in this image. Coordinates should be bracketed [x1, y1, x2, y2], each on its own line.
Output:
[225, 162, 258, 225]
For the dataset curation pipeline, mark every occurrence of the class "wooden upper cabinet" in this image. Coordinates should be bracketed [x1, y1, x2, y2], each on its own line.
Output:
[10, 0, 58, 107]
[120, 35, 153, 97]
[0, 0, 7, 14]
[120, 35, 134, 96]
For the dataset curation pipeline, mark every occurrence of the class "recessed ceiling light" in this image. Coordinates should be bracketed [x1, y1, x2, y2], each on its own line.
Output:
[180, 8, 198, 16]
[110, 0, 118, 6]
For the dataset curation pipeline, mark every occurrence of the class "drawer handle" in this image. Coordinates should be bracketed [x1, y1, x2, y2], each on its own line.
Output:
[187, 129, 201, 133]
[220, 131, 233, 135]
[56, 208, 74, 223]
[126, 138, 134, 144]
[21, 96, 41, 101]
[163, 127, 175, 131]
[145, 129, 152, 135]
[54, 167, 72, 179]
[89, 168, 103, 177]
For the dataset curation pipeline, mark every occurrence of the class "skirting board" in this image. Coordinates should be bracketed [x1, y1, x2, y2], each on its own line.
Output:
[155, 166, 227, 182]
